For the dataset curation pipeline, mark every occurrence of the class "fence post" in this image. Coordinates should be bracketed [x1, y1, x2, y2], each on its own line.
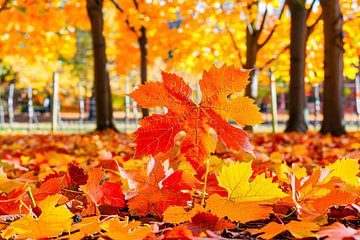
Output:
[78, 82, 85, 130]
[269, 70, 278, 133]
[313, 84, 321, 130]
[27, 85, 34, 131]
[355, 73, 360, 130]
[8, 83, 14, 130]
[51, 72, 59, 132]
[0, 90, 5, 129]
[124, 76, 131, 131]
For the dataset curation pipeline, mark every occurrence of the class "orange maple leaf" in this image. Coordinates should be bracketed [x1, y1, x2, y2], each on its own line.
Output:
[123, 158, 192, 216]
[1, 194, 73, 239]
[80, 168, 126, 208]
[129, 64, 262, 173]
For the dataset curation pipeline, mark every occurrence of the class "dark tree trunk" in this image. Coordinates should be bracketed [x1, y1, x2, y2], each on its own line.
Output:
[285, 1, 308, 132]
[244, 27, 259, 99]
[86, 0, 116, 131]
[138, 26, 149, 118]
[243, 28, 259, 131]
[319, 0, 346, 136]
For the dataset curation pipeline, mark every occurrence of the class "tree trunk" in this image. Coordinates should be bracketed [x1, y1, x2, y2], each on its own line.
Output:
[319, 0, 346, 136]
[285, 1, 308, 132]
[138, 26, 149, 118]
[243, 28, 258, 131]
[86, 0, 116, 131]
[244, 27, 258, 99]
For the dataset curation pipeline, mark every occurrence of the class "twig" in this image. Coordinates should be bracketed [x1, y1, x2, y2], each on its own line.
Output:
[257, 3, 268, 38]
[258, 2, 286, 49]
[226, 24, 245, 68]
[0, 0, 9, 12]
[307, 13, 322, 37]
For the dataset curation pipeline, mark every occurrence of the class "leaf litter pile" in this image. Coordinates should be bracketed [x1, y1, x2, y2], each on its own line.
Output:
[1, 65, 360, 240]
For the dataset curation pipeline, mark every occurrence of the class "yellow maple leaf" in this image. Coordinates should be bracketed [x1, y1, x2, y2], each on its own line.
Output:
[323, 158, 360, 186]
[206, 194, 273, 223]
[218, 161, 288, 202]
[249, 221, 319, 239]
[66, 216, 101, 240]
[101, 218, 152, 240]
[1, 194, 73, 239]
[163, 204, 204, 224]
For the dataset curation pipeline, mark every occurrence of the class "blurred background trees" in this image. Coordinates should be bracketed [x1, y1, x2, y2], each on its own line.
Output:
[0, 0, 358, 135]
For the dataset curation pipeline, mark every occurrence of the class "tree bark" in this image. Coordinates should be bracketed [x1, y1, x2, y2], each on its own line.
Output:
[285, 1, 308, 132]
[319, 0, 346, 136]
[244, 27, 259, 99]
[243, 28, 259, 131]
[138, 26, 149, 118]
[86, 0, 116, 131]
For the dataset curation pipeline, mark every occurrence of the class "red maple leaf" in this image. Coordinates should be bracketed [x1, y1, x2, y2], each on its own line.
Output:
[129, 64, 262, 174]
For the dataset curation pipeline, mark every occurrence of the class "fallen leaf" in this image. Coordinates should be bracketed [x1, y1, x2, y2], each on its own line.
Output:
[206, 194, 273, 223]
[126, 158, 192, 216]
[163, 205, 204, 224]
[323, 158, 360, 186]
[66, 216, 101, 240]
[217, 161, 287, 202]
[249, 221, 319, 239]
[101, 218, 152, 239]
[316, 222, 360, 240]
[187, 212, 236, 234]
[80, 168, 125, 208]
[1, 194, 73, 239]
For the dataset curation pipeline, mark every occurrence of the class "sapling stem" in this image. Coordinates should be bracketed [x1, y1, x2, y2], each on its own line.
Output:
[201, 158, 210, 207]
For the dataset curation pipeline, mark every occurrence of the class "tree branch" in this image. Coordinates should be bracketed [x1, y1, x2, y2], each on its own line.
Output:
[306, 0, 316, 19]
[256, 3, 268, 39]
[0, 0, 9, 12]
[109, 0, 124, 13]
[133, 0, 139, 10]
[258, 45, 289, 71]
[307, 13, 322, 37]
[226, 24, 245, 68]
[258, 2, 286, 49]
[109, 0, 139, 37]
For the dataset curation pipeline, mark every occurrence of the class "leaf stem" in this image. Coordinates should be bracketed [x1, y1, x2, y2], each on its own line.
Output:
[201, 158, 210, 207]
[26, 187, 36, 208]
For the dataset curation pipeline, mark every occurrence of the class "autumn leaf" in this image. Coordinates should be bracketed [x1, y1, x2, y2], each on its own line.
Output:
[67, 163, 88, 186]
[129, 64, 262, 172]
[0, 167, 24, 193]
[206, 194, 274, 223]
[311, 189, 358, 215]
[66, 216, 102, 240]
[316, 222, 360, 240]
[0, 186, 26, 214]
[1, 194, 73, 239]
[323, 158, 360, 186]
[206, 161, 287, 222]
[289, 160, 359, 219]
[217, 161, 288, 201]
[124, 158, 192, 216]
[33, 175, 66, 201]
[80, 168, 126, 208]
[163, 204, 204, 224]
[249, 221, 319, 239]
[186, 212, 236, 234]
[101, 218, 152, 240]
[164, 226, 193, 240]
